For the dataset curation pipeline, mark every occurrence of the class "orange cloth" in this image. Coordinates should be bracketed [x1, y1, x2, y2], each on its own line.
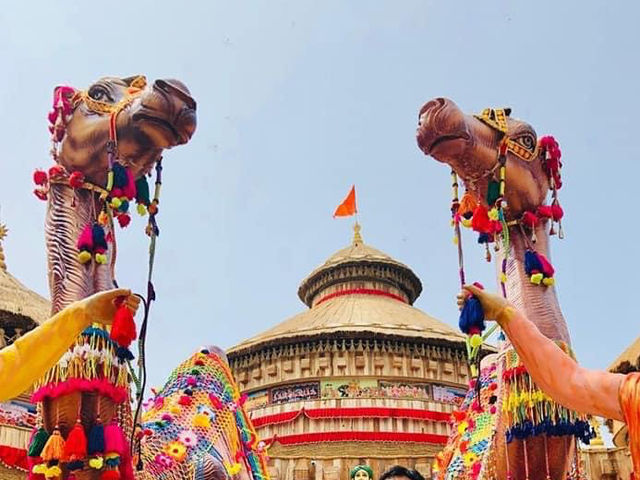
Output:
[333, 185, 357, 217]
[620, 372, 640, 475]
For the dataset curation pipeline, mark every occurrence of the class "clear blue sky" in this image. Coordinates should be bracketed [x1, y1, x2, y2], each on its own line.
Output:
[0, 1, 638, 391]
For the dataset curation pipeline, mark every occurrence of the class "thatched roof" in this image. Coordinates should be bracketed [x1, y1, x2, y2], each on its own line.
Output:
[230, 225, 468, 357]
[0, 224, 51, 327]
[609, 336, 640, 373]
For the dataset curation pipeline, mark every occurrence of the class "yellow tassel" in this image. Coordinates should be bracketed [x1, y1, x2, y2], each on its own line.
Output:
[77, 251, 92, 264]
[41, 428, 65, 461]
[469, 334, 483, 348]
[543, 277, 555, 286]
[98, 211, 109, 226]
[452, 236, 458, 245]
[488, 208, 499, 220]
[461, 218, 472, 228]
[500, 272, 508, 283]
[110, 197, 122, 209]
[33, 464, 47, 474]
[45, 465, 62, 479]
[137, 203, 147, 216]
[95, 253, 108, 264]
[530, 273, 543, 285]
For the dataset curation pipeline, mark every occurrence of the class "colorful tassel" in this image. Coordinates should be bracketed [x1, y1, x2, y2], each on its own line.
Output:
[471, 204, 491, 234]
[135, 176, 150, 206]
[28, 428, 50, 457]
[64, 420, 88, 461]
[88, 422, 105, 455]
[41, 427, 65, 461]
[76, 224, 94, 264]
[104, 423, 126, 456]
[110, 303, 137, 347]
[457, 192, 477, 220]
[486, 180, 500, 206]
[459, 296, 485, 334]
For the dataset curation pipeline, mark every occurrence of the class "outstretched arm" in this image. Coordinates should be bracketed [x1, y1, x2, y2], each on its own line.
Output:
[462, 285, 625, 421]
[0, 289, 139, 401]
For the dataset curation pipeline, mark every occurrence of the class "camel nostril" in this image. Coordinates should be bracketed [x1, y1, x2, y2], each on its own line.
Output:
[154, 79, 197, 110]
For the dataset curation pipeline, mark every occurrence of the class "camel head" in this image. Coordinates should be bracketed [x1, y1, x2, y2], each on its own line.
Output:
[52, 75, 197, 185]
[416, 97, 553, 218]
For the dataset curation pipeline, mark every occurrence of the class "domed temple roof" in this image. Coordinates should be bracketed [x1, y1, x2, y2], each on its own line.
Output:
[229, 224, 465, 355]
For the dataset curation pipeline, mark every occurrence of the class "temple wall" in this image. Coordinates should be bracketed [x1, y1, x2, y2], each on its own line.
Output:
[230, 339, 471, 480]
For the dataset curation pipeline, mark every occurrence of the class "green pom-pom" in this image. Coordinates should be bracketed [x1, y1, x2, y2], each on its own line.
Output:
[487, 180, 500, 206]
[135, 176, 151, 205]
[28, 428, 50, 457]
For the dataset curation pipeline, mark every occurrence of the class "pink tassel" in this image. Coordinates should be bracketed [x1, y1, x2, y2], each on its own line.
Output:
[76, 224, 94, 251]
[536, 252, 555, 278]
[104, 422, 126, 456]
[123, 169, 136, 200]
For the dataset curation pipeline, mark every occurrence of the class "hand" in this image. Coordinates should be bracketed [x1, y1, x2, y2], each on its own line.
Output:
[456, 284, 511, 322]
[79, 288, 141, 325]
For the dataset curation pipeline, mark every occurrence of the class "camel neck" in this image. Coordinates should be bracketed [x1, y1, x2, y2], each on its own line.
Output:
[496, 223, 571, 345]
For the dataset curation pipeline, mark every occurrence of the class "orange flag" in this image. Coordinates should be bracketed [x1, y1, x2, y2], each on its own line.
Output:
[333, 185, 357, 218]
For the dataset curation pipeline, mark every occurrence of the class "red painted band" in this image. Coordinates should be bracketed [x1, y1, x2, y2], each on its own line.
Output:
[316, 288, 406, 306]
[266, 431, 448, 445]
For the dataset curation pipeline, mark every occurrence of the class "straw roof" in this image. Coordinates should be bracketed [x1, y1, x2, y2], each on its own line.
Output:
[228, 291, 467, 355]
[609, 335, 640, 373]
[230, 225, 467, 356]
[0, 224, 51, 327]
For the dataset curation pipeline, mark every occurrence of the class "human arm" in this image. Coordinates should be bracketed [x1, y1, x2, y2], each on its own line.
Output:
[0, 288, 139, 401]
[460, 285, 625, 421]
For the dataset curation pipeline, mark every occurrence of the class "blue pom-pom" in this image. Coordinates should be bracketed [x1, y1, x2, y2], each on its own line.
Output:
[88, 423, 105, 455]
[67, 460, 84, 471]
[116, 346, 134, 361]
[459, 296, 485, 334]
[477, 233, 491, 244]
[524, 249, 542, 275]
[112, 163, 128, 188]
[92, 224, 108, 250]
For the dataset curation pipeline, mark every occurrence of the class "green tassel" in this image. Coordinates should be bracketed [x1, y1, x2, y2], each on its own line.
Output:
[28, 427, 50, 457]
[135, 176, 151, 206]
[487, 180, 500, 205]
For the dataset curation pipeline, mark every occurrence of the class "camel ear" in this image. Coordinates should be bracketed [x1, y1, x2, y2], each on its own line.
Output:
[122, 75, 147, 89]
[504, 108, 512, 117]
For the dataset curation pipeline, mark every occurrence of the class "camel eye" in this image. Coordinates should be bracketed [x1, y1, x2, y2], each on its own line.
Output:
[516, 134, 536, 150]
[88, 86, 111, 102]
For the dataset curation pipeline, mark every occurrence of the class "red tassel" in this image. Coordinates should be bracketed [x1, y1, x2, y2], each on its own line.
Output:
[104, 422, 126, 456]
[537, 205, 553, 218]
[521, 211, 539, 228]
[64, 420, 88, 461]
[117, 214, 131, 228]
[48, 165, 65, 178]
[33, 170, 48, 186]
[471, 204, 491, 233]
[551, 203, 564, 221]
[110, 304, 137, 347]
[101, 471, 121, 480]
[69, 171, 85, 189]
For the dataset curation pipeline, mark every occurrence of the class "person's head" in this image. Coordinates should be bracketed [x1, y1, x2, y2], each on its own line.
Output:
[350, 465, 374, 480]
[379, 465, 425, 480]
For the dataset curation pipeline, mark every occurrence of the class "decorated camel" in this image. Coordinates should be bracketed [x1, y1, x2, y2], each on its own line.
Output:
[416, 98, 592, 480]
[25, 76, 268, 480]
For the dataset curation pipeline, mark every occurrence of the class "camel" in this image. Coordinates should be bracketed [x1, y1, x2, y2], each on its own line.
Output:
[416, 98, 590, 480]
[25, 75, 265, 480]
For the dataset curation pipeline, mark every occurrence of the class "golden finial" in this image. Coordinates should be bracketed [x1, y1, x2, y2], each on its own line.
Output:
[588, 416, 604, 446]
[352, 222, 363, 246]
[0, 223, 7, 272]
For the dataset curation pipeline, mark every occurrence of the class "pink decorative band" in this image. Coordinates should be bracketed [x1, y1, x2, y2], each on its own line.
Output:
[31, 378, 128, 403]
